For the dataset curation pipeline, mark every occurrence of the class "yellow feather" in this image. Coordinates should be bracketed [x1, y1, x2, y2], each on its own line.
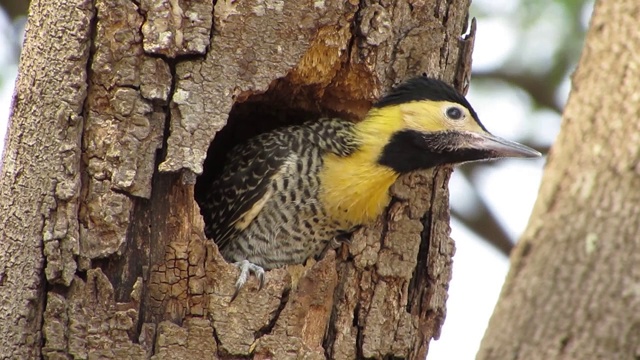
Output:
[319, 107, 403, 227]
[320, 151, 398, 227]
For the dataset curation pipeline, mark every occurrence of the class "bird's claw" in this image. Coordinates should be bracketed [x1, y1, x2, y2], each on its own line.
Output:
[231, 260, 265, 301]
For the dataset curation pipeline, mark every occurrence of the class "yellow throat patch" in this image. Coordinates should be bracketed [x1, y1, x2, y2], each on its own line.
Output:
[318, 108, 404, 227]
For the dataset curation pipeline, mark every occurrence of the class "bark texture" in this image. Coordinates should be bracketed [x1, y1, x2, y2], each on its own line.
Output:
[0, 1, 93, 358]
[0, 0, 475, 358]
[478, 1, 640, 359]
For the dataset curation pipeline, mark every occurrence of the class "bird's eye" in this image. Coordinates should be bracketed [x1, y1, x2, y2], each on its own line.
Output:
[446, 107, 464, 120]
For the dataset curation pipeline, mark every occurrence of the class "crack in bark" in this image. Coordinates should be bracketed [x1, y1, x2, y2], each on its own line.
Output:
[253, 287, 291, 339]
[406, 188, 434, 314]
[211, 324, 223, 357]
[354, 302, 365, 359]
[159, 58, 177, 163]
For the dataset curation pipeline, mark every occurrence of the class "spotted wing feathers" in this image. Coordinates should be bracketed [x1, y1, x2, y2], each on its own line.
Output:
[202, 133, 290, 250]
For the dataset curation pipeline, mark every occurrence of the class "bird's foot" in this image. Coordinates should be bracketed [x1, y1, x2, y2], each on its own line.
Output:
[231, 260, 265, 301]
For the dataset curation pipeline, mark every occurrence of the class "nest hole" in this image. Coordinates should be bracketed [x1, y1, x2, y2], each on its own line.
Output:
[195, 79, 330, 206]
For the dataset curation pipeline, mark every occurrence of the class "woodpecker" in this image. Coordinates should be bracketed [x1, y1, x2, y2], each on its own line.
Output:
[198, 76, 540, 298]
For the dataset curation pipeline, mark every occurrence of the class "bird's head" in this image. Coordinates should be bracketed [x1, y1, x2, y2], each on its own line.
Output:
[360, 76, 541, 173]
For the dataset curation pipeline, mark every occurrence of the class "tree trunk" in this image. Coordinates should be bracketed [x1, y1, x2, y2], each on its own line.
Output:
[0, 0, 475, 358]
[478, 1, 640, 359]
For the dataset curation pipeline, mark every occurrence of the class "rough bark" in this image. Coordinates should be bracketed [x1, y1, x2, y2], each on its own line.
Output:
[0, 0, 475, 358]
[0, 1, 93, 358]
[478, 1, 640, 359]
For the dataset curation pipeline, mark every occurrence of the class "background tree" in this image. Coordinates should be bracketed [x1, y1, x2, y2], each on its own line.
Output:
[451, 0, 591, 255]
[478, 0, 640, 358]
[0, 0, 477, 358]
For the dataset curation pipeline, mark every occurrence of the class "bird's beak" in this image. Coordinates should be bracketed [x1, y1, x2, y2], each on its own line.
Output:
[465, 131, 541, 159]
